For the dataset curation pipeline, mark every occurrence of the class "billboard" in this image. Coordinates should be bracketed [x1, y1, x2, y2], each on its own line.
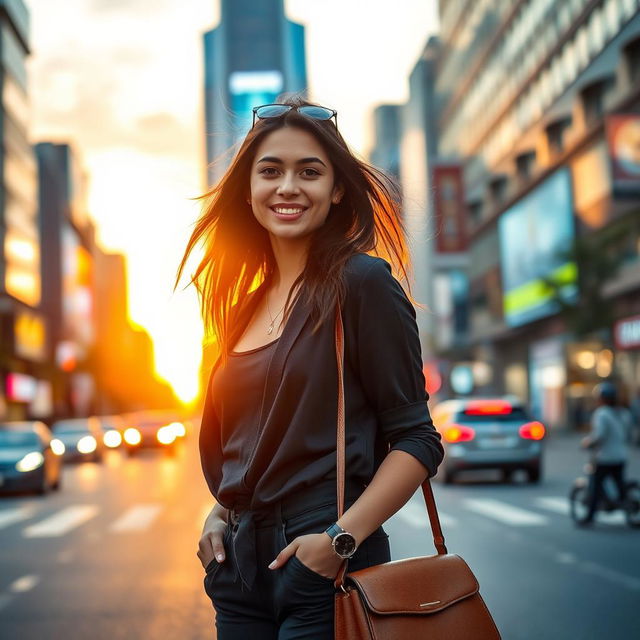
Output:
[499, 168, 578, 327]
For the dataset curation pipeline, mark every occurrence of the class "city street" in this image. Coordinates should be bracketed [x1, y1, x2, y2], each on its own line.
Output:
[0, 432, 638, 639]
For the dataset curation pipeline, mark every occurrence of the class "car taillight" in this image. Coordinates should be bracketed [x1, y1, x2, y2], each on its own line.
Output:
[443, 424, 475, 443]
[519, 421, 545, 440]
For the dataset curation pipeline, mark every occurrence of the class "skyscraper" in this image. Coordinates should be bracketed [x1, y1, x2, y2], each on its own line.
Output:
[203, 0, 307, 185]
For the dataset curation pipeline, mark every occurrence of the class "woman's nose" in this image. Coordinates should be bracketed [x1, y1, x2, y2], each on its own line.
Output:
[276, 173, 300, 196]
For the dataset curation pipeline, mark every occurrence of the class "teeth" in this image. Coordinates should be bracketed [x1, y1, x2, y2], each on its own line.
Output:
[273, 207, 305, 215]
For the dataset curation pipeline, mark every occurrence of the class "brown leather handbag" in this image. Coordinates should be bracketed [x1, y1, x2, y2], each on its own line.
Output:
[333, 306, 501, 639]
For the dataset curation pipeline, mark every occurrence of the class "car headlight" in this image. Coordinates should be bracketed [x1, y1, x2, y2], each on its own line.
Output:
[157, 425, 176, 445]
[77, 435, 97, 454]
[50, 439, 66, 456]
[103, 430, 122, 448]
[124, 427, 141, 445]
[16, 451, 45, 472]
[169, 421, 186, 438]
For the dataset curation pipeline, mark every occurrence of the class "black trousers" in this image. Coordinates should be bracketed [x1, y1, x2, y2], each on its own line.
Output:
[203, 491, 390, 639]
[586, 462, 627, 521]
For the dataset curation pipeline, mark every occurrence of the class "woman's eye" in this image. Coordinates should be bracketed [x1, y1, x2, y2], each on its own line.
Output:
[259, 167, 279, 176]
[301, 168, 320, 177]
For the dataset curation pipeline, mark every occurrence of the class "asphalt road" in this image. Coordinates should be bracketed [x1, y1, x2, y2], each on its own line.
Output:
[0, 431, 638, 639]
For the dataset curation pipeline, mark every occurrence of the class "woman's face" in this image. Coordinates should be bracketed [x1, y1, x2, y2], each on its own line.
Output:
[249, 126, 343, 242]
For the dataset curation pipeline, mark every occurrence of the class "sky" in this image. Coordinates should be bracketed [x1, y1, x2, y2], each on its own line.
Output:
[26, 0, 439, 404]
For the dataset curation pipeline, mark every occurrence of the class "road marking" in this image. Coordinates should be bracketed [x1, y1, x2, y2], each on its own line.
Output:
[0, 506, 36, 530]
[110, 504, 162, 532]
[9, 575, 40, 593]
[396, 501, 457, 528]
[23, 505, 98, 538]
[535, 496, 569, 515]
[463, 498, 548, 526]
[577, 559, 640, 590]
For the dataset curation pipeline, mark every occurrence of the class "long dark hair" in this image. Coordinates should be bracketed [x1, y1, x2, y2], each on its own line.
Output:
[177, 97, 409, 359]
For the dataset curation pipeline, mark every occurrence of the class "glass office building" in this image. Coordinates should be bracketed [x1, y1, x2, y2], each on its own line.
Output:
[203, 0, 307, 186]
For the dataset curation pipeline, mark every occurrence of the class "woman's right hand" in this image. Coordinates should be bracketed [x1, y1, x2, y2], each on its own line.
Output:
[197, 504, 229, 570]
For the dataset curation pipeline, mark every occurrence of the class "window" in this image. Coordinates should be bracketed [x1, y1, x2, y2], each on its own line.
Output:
[516, 151, 536, 182]
[623, 36, 640, 86]
[546, 117, 572, 155]
[489, 176, 508, 206]
[468, 200, 484, 225]
[580, 78, 612, 127]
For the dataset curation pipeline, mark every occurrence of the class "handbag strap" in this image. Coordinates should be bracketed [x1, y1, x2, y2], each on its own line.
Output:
[333, 304, 448, 563]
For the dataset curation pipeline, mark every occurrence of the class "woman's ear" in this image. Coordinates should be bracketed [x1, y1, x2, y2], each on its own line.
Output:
[332, 184, 345, 205]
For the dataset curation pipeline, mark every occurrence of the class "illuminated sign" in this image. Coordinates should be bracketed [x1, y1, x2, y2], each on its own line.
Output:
[6, 373, 37, 402]
[14, 310, 46, 361]
[614, 315, 640, 350]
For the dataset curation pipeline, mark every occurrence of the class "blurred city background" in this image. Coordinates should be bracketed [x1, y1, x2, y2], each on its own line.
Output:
[1, 0, 640, 638]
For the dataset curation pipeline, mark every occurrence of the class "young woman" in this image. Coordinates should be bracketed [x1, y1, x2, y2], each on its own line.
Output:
[179, 99, 444, 639]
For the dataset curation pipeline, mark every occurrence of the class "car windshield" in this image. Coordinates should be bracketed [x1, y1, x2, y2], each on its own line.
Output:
[52, 422, 89, 434]
[0, 431, 39, 447]
[456, 407, 530, 423]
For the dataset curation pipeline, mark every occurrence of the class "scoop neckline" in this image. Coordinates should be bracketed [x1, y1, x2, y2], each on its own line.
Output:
[229, 336, 281, 356]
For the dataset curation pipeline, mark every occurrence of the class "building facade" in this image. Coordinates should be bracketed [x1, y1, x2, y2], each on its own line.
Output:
[406, 0, 640, 428]
[203, 0, 307, 186]
[0, 0, 51, 420]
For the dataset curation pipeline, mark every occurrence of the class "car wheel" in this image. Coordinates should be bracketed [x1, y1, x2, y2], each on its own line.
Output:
[501, 469, 513, 483]
[527, 465, 541, 483]
[36, 472, 50, 496]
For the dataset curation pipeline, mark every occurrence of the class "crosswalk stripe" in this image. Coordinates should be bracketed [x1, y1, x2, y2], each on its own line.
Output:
[535, 497, 569, 515]
[9, 575, 40, 593]
[463, 498, 548, 526]
[23, 506, 98, 538]
[396, 501, 457, 529]
[110, 505, 162, 532]
[0, 507, 36, 531]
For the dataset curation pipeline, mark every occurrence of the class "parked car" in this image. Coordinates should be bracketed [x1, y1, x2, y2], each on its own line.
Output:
[0, 421, 63, 494]
[431, 397, 546, 484]
[120, 411, 180, 456]
[50, 417, 105, 463]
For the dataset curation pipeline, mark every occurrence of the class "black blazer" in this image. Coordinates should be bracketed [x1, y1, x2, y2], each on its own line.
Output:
[199, 253, 444, 509]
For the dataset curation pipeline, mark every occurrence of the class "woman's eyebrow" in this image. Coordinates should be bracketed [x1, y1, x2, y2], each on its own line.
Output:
[256, 156, 327, 167]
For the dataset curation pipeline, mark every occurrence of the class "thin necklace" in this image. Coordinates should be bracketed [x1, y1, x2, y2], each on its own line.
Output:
[266, 295, 286, 335]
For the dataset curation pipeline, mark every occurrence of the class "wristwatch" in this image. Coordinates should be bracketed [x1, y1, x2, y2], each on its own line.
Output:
[324, 523, 357, 559]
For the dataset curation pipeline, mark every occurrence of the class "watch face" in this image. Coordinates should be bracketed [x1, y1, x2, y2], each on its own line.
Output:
[333, 532, 356, 557]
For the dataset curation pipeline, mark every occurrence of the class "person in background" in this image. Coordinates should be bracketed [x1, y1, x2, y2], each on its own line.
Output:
[579, 381, 633, 526]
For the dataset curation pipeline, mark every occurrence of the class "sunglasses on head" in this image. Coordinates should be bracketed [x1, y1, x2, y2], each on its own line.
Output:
[252, 104, 338, 128]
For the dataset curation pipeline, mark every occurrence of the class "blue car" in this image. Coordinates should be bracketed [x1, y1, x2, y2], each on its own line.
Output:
[0, 421, 63, 495]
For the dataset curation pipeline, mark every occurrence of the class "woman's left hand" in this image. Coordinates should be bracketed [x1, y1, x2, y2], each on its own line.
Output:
[268, 532, 346, 579]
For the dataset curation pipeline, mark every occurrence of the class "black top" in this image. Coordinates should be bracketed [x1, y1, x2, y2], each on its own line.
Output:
[199, 253, 444, 511]
[211, 338, 280, 506]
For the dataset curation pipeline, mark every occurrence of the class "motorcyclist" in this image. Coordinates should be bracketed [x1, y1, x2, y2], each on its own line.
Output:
[579, 381, 633, 526]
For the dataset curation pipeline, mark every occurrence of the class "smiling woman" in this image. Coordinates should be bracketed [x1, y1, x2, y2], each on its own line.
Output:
[179, 97, 444, 639]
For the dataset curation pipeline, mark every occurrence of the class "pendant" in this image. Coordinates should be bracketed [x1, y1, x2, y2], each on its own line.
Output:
[267, 324, 274, 335]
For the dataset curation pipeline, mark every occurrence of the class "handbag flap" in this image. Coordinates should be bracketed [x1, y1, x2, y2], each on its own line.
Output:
[346, 554, 479, 615]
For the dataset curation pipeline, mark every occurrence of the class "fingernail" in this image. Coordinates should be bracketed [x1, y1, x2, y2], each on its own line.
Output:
[216, 554, 224, 562]
[268, 560, 277, 569]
